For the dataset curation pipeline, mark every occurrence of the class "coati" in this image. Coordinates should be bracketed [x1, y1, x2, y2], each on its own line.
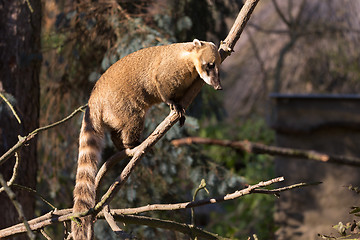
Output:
[72, 39, 222, 239]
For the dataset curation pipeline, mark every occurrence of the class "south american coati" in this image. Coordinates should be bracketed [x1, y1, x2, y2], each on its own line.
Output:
[72, 39, 222, 239]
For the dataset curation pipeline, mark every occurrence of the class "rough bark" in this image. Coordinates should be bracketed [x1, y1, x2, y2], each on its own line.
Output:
[0, 0, 41, 238]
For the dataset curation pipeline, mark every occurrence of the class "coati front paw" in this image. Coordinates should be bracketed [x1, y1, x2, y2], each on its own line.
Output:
[169, 102, 186, 127]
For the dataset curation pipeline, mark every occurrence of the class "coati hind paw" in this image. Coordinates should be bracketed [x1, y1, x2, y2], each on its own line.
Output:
[179, 115, 186, 127]
[123, 141, 141, 149]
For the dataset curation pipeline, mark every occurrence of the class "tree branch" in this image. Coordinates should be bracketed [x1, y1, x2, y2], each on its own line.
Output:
[1, 176, 321, 239]
[0, 176, 321, 239]
[103, 204, 132, 239]
[111, 177, 285, 215]
[172, 137, 360, 167]
[219, 0, 260, 60]
[95, 151, 128, 189]
[0, 92, 21, 124]
[112, 214, 230, 240]
[0, 104, 87, 166]
[0, 174, 36, 240]
[0, 176, 288, 238]
[0, 151, 20, 193]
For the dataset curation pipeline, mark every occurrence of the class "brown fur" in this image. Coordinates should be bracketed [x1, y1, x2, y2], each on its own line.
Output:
[72, 39, 221, 239]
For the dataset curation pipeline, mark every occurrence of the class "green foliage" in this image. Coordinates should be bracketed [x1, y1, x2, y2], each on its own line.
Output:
[198, 117, 276, 239]
[348, 185, 360, 195]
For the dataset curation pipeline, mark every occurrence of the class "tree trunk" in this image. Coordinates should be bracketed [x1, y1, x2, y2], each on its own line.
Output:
[0, 0, 41, 239]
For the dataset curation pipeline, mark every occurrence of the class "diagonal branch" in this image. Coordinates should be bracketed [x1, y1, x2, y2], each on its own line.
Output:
[92, 111, 180, 216]
[103, 204, 132, 239]
[219, 0, 261, 61]
[0, 92, 21, 124]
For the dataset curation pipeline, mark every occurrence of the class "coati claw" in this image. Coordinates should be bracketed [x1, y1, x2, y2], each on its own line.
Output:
[179, 115, 186, 127]
[170, 103, 186, 127]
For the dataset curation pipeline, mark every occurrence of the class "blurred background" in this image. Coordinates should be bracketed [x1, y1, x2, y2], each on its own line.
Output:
[2, 0, 360, 239]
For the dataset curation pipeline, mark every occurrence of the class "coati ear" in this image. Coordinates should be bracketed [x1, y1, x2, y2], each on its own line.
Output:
[193, 39, 202, 48]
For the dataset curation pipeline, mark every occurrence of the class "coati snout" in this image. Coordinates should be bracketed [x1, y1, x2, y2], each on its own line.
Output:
[192, 39, 222, 90]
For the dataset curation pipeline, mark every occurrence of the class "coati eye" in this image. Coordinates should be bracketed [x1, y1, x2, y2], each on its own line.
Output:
[207, 62, 215, 69]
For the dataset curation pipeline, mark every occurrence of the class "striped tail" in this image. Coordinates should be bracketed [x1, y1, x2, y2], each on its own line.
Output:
[72, 109, 103, 240]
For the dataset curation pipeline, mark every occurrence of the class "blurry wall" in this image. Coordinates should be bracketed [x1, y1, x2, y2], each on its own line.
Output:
[271, 94, 360, 240]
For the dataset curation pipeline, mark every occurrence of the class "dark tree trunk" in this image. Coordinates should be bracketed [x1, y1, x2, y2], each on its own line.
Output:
[0, 0, 41, 238]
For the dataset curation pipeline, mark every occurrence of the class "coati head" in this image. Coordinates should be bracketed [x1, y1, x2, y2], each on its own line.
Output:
[192, 39, 222, 90]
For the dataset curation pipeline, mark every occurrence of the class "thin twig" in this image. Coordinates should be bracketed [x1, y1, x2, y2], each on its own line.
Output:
[252, 181, 322, 195]
[103, 204, 132, 239]
[0, 151, 20, 193]
[0, 92, 21, 124]
[0, 104, 87, 166]
[112, 214, 230, 240]
[12, 184, 57, 210]
[29, 104, 87, 136]
[95, 150, 127, 189]
[0, 173, 36, 240]
[191, 179, 209, 226]
[0, 209, 72, 238]
[40, 228, 52, 240]
[25, 0, 34, 13]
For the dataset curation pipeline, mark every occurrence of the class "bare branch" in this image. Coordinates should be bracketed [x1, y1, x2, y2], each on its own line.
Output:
[252, 181, 322, 195]
[114, 177, 285, 215]
[171, 137, 360, 167]
[0, 173, 36, 240]
[95, 151, 127, 189]
[272, 0, 290, 26]
[219, 0, 260, 60]
[40, 228, 52, 240]
[0, 151, 20, 193]
[12, 184, 57, 210]
[191, 179, 209, 225]
[103, 204, 133, 239]
[0, 104, 87, 166]
[0, 209, 73, 238]
[112, 214, 230, 240]
[0, 176, 322, 239]
[0, 92, 21, 124]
